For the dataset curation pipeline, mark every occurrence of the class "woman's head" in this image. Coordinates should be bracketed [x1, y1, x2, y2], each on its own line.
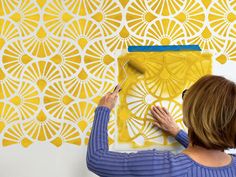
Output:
[183, 75, 236, 150]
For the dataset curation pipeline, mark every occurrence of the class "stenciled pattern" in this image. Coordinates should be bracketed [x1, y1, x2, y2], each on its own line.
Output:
[0, 0, 235, 149]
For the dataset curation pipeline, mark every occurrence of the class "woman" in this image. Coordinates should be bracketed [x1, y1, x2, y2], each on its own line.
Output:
[87, 75, 236, 177]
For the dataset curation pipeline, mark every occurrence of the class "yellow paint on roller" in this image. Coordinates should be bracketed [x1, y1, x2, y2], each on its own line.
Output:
[128, 59, 146, 74]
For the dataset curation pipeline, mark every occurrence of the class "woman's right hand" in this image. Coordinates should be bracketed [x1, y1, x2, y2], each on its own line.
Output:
[151, 105, 181, 137]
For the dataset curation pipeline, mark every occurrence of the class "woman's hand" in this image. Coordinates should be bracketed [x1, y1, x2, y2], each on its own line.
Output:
[151, 105, 181, 137]
[98, 85, 121, 111]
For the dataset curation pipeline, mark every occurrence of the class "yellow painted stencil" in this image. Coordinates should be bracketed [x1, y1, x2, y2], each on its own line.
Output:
[0, 0, 235, 149]
[117, 51, 212, 149]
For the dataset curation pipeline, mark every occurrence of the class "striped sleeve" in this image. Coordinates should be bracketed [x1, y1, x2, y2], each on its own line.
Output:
[86, 106, 177, 177]
[175, 129, 189, 148]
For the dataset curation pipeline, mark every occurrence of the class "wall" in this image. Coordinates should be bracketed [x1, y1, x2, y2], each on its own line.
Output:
[0, 0, 236, 177]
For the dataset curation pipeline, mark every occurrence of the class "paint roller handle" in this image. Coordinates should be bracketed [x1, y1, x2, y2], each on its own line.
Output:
[98, 85, 121, 111]
[113, 85, 122, 92]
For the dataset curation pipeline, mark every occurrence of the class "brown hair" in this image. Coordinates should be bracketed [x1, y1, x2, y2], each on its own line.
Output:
[183, 75, 236, 150]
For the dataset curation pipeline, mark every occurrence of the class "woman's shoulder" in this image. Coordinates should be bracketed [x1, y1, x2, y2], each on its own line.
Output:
[176, 153, 236, 169]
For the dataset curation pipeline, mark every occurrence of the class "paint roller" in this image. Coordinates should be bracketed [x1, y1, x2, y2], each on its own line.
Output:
[127, 59, 146, 74]
[113, 58, 146, 92]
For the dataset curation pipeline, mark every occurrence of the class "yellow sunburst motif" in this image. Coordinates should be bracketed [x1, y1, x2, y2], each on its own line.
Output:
[92, 0, 122, 36]
[2, 124, 33, 148]
[146, 62, 186, 99]
[126, 0, 157, 37]
[50, 123, 81, 147]
[9, 82, 40, 120]
[51, 40, 81, 78]
[147, 0, 185, 16]
[84, 40, 115, 80]
[0, 0, 18, 16]
[188, 27, 225, 52]
[64, 19, 102, 50]
[175, 0, 205, 37]
[44, 81, 74, 119]
[209, 0, 236, 37]
[23, 110, 61, 141]
[0, 19, 19, 50]
[23, 26, 60, 58]
[105, 26, 144, 51]
[132, 121, 163, 148]
[22, 61, 61, 91]
[147, 19, 185, 45]
[64, 102, 96, 132]
[147, 100, 183, 122]
[44, 0, 74, 36]
[2, 40, 32, 79]
[118, 52, 212, 148]
[162, 52, 196, 79]
[10, 0, 40, 37]
[143, 100, 184, 147]
[65, 0, 101, 16]
[64, 69, 103, 99]
[216, 40, 236, 64]
[0, 68, 20, 99]
[0, 102, 20, 133]
[186, 54, 212, 87]
[126, 80, 156, 118]
[92, 81, 116, 105]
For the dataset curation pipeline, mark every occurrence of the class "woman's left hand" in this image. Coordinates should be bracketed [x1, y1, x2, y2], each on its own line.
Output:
[98, 85, 121, 111]
[151, 105, 181, 137]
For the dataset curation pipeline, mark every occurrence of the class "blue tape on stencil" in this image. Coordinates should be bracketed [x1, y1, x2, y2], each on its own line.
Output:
[128, 45, 201, 52]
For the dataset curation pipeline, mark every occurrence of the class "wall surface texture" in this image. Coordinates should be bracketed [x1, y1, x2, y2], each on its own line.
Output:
[0, 0, 236, 177]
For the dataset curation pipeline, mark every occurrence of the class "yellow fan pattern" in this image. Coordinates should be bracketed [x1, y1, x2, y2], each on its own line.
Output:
[0, 0, 234, 149]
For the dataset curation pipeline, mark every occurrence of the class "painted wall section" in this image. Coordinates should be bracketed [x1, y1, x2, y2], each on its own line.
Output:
[0, 0, 236, 177]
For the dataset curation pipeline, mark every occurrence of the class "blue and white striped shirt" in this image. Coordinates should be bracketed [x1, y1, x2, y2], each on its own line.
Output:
[87, 106, 236, 177]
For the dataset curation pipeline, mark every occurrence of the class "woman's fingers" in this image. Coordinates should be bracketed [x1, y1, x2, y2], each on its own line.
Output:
[113, 85, 121, 94]
[156, 106, 167, 116]
[153, 121, 161, 128]
[151, 106, 164, 123]
[162, 107, 169, 115]
[105, 92, 112, 97]
[153, 106, 165, 119]
[110, 85, 121, 99]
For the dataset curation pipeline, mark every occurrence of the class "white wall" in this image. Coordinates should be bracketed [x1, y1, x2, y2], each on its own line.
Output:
[0, 144, 96, 177]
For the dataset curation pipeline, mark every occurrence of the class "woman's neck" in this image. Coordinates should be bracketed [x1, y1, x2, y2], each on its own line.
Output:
[182, 144, 232, 167]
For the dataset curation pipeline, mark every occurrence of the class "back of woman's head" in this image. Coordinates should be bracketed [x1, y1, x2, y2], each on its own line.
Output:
[183, 75, 236, 150]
